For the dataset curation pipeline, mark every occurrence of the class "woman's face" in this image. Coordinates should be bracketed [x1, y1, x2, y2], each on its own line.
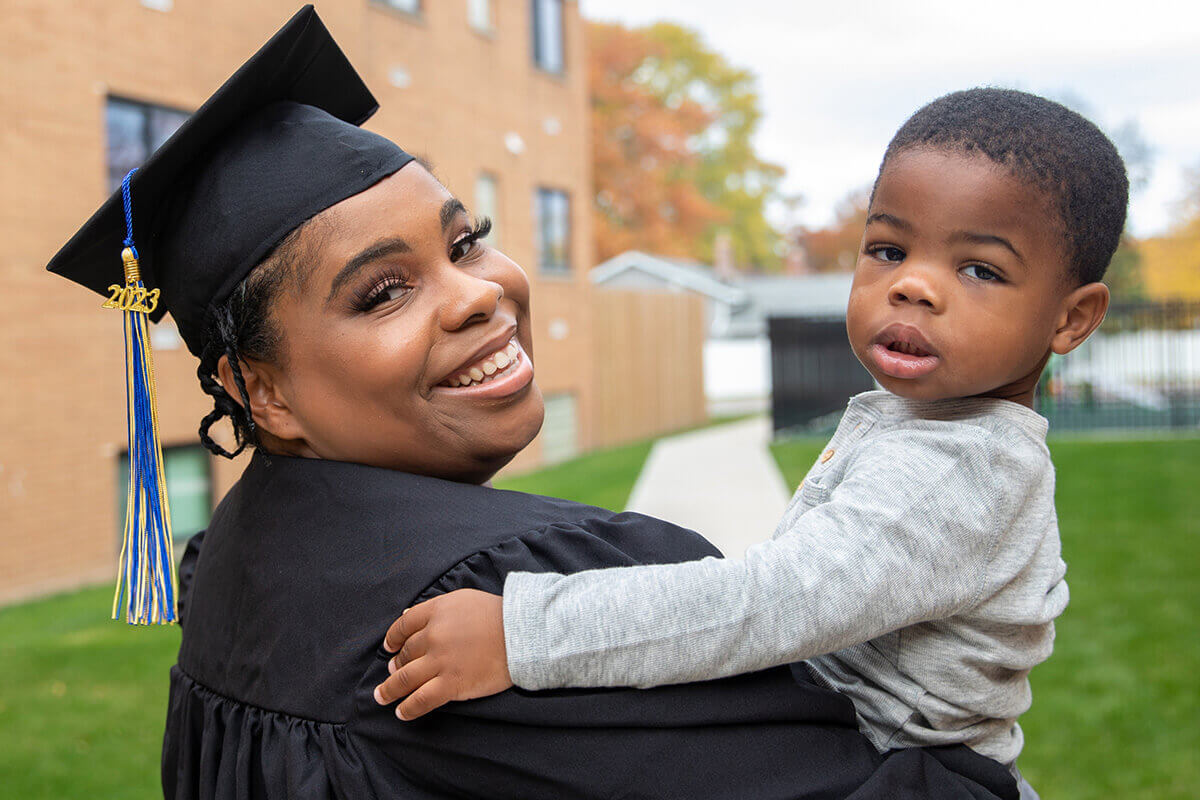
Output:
[256, 164, 544, 483]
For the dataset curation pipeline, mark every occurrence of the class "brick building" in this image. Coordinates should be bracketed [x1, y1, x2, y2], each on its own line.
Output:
[0, 0, 707, 604]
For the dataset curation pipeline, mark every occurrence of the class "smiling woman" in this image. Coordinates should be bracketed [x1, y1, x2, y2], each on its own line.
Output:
[212, 166, 543, 485]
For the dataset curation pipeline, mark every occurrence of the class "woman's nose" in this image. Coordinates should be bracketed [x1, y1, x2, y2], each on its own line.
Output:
[438, 267, 504, 330]
[888, 266, 942, 311]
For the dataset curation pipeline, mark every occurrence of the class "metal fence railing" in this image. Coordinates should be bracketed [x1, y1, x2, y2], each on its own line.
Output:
[1038, 300, 1200, 432]
[769, 300, 1200, 435]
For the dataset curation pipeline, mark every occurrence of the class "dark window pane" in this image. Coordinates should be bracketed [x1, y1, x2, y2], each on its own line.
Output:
[105, 98, 189, 192]
[148, 106, 188, 151]
[106, 99, 147, 192]
[532, 0, 564, 73]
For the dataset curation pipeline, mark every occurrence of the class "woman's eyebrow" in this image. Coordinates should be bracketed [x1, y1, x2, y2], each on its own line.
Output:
[325, 237, 412, 304]
[440, 198, 467, 231]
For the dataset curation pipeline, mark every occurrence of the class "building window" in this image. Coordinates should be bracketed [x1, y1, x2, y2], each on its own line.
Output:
[531, 0, 564, 73]
[375, 0, 421, 14]
[475, 173, 501, 249]
[117, 445, 212, 544]
[468, 0, 492, 33]
[541, 393, 579, 464]
[105, 97, 188, 192]
[535, 188, 571, 275]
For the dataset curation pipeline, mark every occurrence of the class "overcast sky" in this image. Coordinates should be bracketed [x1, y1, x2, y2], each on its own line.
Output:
[580, 0, 1200, 238]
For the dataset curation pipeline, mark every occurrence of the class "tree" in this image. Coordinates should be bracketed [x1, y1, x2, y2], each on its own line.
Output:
[788, 188, 870, 273]
[588, 22, 784, 269]
[589, 22, 724, 262]
[1137, 163, 1200, 300]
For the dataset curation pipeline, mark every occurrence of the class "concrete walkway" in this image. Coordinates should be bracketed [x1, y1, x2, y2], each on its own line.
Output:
[625, 416, 792, 557]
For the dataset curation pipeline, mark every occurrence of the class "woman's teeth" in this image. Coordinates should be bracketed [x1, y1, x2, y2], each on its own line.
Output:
[442, 340, 521, 388]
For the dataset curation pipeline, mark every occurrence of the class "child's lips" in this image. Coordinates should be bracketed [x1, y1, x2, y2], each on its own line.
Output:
[869, 344, 941, 379]
[870, 323, 941, 379]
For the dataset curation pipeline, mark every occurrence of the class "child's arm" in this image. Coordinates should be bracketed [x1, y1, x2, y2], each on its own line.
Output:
[377, 427, 1042, 719]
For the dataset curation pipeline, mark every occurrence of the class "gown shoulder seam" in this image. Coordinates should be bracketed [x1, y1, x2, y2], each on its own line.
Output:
[175, 665, 349, 726]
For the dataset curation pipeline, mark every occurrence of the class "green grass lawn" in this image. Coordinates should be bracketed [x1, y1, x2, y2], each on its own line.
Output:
[2, 433, 1195, 798]
[772, 435, 1200, 800]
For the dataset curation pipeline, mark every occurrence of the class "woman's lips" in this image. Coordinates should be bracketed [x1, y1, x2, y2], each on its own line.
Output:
[432, 339, 534, 399]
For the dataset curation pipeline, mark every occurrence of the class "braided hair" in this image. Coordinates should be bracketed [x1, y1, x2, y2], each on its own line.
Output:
[195, 225, 305, 458]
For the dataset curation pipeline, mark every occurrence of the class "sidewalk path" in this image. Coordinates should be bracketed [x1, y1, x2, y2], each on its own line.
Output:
[625, 416, 792, 557]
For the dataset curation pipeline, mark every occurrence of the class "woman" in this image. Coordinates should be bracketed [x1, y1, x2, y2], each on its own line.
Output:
[49, 8, 1018, 800]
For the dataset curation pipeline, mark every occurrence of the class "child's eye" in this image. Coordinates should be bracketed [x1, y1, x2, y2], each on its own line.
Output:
[867, 245, 906, 263]
[962, 264, 1004, 282]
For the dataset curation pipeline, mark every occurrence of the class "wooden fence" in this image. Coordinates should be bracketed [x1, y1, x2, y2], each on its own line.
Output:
[589, 289, 708, 449]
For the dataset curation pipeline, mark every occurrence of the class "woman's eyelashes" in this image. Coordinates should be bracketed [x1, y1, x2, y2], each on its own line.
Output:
[449, 217, 492, 262]
[354, 270, 412, 311]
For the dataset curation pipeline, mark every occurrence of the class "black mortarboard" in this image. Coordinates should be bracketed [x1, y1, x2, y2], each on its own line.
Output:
[47, 4, 414, 356]
[44, 6, 413, 624]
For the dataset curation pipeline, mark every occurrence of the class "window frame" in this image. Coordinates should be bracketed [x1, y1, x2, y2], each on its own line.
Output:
[474, 171, 502, 249]
[535, 186, 572, 277]
[115, 443, 214, 546]
[105, 95, 190, 192]
[371, 0, 423, 20]
[530, 0, 566, 75]
[467, 0, 493, 34]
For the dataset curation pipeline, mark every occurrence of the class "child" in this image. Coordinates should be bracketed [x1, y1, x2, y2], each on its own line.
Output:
[374, 88, 1127, 795]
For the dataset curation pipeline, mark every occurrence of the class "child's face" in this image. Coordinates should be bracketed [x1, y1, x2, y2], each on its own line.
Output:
[846, 147, 1099, 405]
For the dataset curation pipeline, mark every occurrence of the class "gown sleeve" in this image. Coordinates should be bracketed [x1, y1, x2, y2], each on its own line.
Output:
[176, 529, 206, 627]
[346, 520, 1019, 800]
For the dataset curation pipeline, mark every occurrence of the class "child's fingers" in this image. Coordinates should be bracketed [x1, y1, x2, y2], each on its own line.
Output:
[396, 676, 452, 721]
[374, 655, 438, 706]
[382, 602, 429, 653]
[390, 629, 427, 671]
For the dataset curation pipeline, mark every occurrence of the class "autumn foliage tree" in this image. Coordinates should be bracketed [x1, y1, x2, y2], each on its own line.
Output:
[788, 188, 870, 273]
[1138, 165, 1200, 300]
[588, 22, 784, 268]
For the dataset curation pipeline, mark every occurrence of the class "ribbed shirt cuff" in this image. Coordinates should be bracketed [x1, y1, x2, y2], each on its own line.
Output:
[502, 571, 560, 691]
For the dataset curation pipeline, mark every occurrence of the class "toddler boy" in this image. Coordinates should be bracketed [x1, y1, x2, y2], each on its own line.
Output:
[375, 88, 1128, 796]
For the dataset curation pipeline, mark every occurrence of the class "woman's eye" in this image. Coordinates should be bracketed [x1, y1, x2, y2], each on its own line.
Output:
[450, 234, 480, 262]
[869, 246, 905, 263]
[963, 264, 1003, 282]
[357, 278, 410, 311]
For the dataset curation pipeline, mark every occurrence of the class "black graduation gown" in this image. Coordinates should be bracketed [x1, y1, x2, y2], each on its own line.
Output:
[163, 452, 1017, 800]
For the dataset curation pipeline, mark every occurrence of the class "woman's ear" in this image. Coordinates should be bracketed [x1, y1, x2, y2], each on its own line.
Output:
[216, 354, 306, 443]
[1051, 281, 1110, 356]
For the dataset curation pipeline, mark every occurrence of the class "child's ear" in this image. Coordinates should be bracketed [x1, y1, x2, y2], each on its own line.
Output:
[216, 355, 307, 442]
[1051, 281, 1109, 356]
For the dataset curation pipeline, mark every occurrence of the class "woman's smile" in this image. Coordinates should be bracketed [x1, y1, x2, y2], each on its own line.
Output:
[433, 336, 534, 399]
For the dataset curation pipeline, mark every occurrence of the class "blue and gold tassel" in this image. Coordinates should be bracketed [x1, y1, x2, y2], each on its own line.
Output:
[106, 168, 177, 625]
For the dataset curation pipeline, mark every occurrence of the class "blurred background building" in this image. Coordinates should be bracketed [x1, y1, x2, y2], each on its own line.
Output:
[0, 0, 706, 604]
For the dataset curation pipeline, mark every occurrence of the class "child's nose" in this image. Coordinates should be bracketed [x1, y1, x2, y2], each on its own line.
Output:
[888, 269, 942, 311]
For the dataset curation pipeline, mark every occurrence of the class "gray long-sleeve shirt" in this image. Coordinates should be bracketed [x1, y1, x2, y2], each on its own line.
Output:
[503, 391, 1068, 765]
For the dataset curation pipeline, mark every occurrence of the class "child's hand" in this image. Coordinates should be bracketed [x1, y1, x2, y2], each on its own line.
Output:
[374, 588, 512, 720]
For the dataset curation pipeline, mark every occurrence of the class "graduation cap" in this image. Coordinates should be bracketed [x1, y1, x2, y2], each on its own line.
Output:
[46, 5, 414, 624]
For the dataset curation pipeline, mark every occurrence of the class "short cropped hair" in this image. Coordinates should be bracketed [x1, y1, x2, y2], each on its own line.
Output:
[875, 88, 1129, 286]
